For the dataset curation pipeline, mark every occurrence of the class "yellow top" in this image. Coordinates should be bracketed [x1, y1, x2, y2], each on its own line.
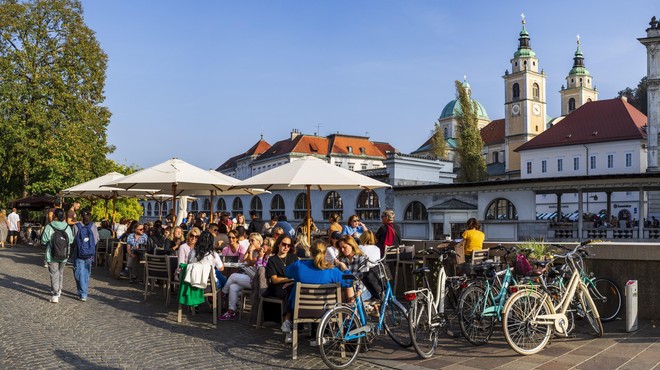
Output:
[462, 229, 485, 255]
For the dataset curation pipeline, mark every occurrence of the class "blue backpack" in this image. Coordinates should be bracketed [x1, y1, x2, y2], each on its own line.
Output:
[76, 222, 96, 259]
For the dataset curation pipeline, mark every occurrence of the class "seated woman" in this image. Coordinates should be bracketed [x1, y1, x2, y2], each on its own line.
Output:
[327, 213, 342, 236]
[163, 226, 185, 255]
[218, 233, 270, 320]
[358, 230, 383, 299]
[294, 233, 311, 258]
[341, 214, 368, 240]
[462, 217, 485, 259]
[336, 235, 371, 300]
[285, 239, 354, 345]
[264, 234, 299, 338]
[176, 227, 201, 278]
[186, 231, 224, 279]
[221, 230, 248, 260]
[295, 216, 318, 237]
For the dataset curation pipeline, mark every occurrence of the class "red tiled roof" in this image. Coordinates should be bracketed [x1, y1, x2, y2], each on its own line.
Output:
[216, 139, 271, 171]
[373, 142, 397, 156]
[328, 134, 390, 157]
[516, 98, 647, 152]
[480, 119, 505, 145]
[256, 135, 329, 162]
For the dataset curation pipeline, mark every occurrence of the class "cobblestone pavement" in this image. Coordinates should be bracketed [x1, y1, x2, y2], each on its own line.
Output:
[1, 244, 659, 369]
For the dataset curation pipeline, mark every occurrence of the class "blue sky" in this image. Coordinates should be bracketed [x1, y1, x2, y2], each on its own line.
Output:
[80, 1, 659, 170]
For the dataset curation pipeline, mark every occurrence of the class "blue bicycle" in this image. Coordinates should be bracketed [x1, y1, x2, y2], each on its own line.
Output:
[317, 254, 411, 369]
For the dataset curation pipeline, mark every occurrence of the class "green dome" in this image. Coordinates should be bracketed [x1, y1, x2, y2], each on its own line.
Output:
[440, 98, 489, 120]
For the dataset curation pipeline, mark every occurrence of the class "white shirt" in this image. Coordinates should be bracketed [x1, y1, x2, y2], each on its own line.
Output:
[359, 244, 381, 268]
[7, 212, 20, 231]
[325, 245, 339, 264]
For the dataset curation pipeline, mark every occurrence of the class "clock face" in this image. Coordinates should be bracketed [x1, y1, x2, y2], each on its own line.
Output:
[533, 103, 541, 116]
[511, 104, 520, 116]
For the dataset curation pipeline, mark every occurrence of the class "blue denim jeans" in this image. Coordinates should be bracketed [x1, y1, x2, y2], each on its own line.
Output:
[74, 258, 93, 299]
[215, 270, 227, 290]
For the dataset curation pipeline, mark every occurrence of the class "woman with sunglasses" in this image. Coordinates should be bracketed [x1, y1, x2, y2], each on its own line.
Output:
[264, 234, 299, 341]
[342, 214, 368, 239]
[176, 227, 201, 279]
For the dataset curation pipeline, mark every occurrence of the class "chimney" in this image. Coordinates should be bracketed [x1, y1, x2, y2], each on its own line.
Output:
[291, 129, 300, 140]
[621, 96, 628, 102]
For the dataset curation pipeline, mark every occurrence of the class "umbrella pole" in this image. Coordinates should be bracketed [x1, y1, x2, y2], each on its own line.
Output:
[172, 184, 177, 227]
[209, 191, 215, 224]
[306, 185, 311, 245]
[158, 200, 162, 221]
[104, 199, 109, 220]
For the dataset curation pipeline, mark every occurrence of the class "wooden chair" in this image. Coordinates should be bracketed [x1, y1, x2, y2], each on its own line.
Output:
[256, 294, 286, 329]
[239, 287, 252, 320]
[177, 266, 220, 325]
[144, 254, 173, 305]
[291, 283, 342, 360]
[471, 250, 489, 264]
[95, 238, 111, 267]
[395, 245, 424, 294]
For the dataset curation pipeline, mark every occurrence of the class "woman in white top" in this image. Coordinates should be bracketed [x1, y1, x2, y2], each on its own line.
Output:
[358, 230, 381, 268]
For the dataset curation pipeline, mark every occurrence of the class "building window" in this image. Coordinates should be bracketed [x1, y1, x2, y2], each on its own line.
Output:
[270, 195, 285, 219]
[250, 196, 262, 219]
[607, 154, 614, 169]
[216, 198, 226, 212]
[293, 193, 307, 220]
[512, 83, 520, 101]
[361, 163, 367, 170]
[625, 152, 632, 167]
[356, 190, 380, 221]
[569, 98, 576, 112]
[147, 203, 152, 217]
[541, 160, 547, 173]
[348, 163, 355, 171]
[590, 155, 596, 170]
[443, 127, 449, 138]
[493, 151, 499, 163]
[347, 146, 353, 153]
[335, 162, 342, 167]
[526, 161, 532, 174]
[231, 197, 242, 217]
[203, 199, 210, 211]
[573, 157, 580, 171]
[532, 83, 540, 99]
[485, 198, 518, 220]
[557, 158, 563, 172]
[323, 191, 343, 221]
[404, 201, 427, 221]
[191, 200, 199, 212]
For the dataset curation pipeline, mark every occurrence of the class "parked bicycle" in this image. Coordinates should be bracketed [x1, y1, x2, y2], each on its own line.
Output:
[317, 251, 411, 369]
[502, 240, 603, 355]
[405, 248, 469, 358]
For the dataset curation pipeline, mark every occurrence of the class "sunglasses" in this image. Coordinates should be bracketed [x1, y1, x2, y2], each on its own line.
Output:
[188, 235, 199, 239]
[280, 242, 292, 248]
[136, 228, 144, 231]
[229, 236, 237, 239]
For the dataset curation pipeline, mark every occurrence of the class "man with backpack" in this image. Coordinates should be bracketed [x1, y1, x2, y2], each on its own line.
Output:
[41, 208, 74, 303]
[73, 208, 99, 302]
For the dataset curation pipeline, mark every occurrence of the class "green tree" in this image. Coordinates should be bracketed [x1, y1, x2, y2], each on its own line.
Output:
[454, 80, 488, 182]
[617, 77, 648, 115]
[77, 162, 143, 222]
[430, 120, 449, 160]
[0, 0, 113, 201]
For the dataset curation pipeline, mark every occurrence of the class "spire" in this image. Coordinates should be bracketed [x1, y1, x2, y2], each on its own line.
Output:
[569, 34, 589, 76]
[514, 13, 535, 57]
[462, 75, 471, 96]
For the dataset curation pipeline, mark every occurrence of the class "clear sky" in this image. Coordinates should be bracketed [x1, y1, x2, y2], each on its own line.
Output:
[80, 1, 659, 170]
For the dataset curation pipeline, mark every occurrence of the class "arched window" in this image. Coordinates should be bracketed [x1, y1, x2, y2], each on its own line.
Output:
[203, 198, 210, 211]
[512, 83, 520, 101]
[568, 98, 576, 112]
[140, 202, 146, 215]
[216, 198, 226, 212]
[443, 127, 449, 139]
[147, 203, 152, 217]
[323, 191, 343, 221]
[162, 202, 168, 213]
[250, 196, 263, 219]
[294, 193, 308, 220]
[154, 202, 160, 216]
[485, 198, 518, 220]
[404, 201, 427, 221]
[232, 197, 243, 217]
[355, 190, 380, 221]
[532, 83, 540, 99]
[191, 200, 199, 212]
[270, 194, 285, 219]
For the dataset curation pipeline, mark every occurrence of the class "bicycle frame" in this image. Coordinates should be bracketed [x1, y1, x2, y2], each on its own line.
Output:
[405, 253, 449, 330]
[481, 267, 515, 320]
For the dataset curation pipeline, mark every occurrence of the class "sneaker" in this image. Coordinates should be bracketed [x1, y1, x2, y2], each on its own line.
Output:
[218, 311, 236, 321]
[281, 319, 293, 333]
[285, 333, 292, 343]
[310, 338, 327, 347]
[79, 297, 87, 302]
[50, 296, 59, 303]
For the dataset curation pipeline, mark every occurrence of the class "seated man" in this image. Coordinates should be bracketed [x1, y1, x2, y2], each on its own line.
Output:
[125, 223, 148, 282]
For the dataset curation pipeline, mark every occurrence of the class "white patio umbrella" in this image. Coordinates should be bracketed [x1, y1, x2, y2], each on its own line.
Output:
[231, 156, 391, 243]
[103, 158, 261, 225]
[62, 172, 161, 220]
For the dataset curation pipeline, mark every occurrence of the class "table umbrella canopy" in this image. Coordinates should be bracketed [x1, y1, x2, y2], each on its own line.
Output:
[61, 172, 160, 199]
[231, 156, 391, 191]
[231, 156, 391, 243]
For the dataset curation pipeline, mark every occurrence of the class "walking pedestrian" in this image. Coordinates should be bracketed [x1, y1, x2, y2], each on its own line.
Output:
[73, 208, 99, 301]
[7, 207, 20, 247]
[41, 208, 74, 303]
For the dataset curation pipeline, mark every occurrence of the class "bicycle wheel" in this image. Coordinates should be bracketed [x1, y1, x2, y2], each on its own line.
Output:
[383, 299, 412, 348]
[588, 278, 622, 322]
[318, 306, 363, 369]
[408, 297, 438, 358]
[580, 289, 604, 337]
[503, 289, 553, 355]
[458, 285, 495, 346]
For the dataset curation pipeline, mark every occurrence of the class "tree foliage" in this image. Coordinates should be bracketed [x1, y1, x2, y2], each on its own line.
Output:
[617, 77, 648, 115]
[77, 162, 143, 222]
[0, 0, 113, 202]
[454, 80, 488, 182]
[430, 120, 448, 160]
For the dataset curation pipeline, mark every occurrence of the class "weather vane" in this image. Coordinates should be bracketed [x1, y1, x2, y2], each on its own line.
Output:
[576, 34, 580, 45]
[521, 13, 525, 24]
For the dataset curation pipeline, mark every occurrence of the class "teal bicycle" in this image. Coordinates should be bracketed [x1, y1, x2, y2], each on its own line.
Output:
[317, 253, 411, 369]
[457, 245, 518, 345]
